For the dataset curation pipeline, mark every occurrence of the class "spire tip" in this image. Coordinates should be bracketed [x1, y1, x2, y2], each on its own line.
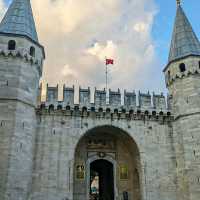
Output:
[176, 0, 181, 6]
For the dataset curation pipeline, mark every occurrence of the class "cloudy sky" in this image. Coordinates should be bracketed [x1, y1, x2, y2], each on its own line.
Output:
[1, 0, 200, 97]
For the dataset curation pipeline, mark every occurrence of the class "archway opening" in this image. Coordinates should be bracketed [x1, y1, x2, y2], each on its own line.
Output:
[90, 159, 114, 200]
[73, 126, 141, 200]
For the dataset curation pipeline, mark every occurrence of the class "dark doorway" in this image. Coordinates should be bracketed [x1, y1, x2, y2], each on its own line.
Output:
[90, 159, 114, 200]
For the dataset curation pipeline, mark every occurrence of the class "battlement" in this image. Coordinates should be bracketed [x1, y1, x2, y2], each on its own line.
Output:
[79, 87, 91, 107]
[63, 85, 75, 105]
[109, 89, 121, 108]
[94, 88, 106, 107]
[38, 84, 171, 114]
[124, 90, 137, 109]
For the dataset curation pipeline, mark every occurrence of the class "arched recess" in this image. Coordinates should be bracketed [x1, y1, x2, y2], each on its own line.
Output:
[73, 125, 142, 200]
[8, 40, 16, 50]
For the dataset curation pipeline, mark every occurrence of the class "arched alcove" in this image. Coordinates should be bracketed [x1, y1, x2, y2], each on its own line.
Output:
[8, 40, 16, 50]
[179, 63, 186, 72]
[73, 126, 142, 200]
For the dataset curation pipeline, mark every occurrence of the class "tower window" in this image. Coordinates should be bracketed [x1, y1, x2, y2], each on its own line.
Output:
[8, 40, 16, 50]
[168, 70, 171, 80]
[179, 63, 186, 72]
[30, 46, 35, 57]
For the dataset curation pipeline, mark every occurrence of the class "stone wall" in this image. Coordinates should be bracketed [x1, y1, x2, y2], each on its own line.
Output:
[30, 108, 177, 200]
[0, 100, 37, 200]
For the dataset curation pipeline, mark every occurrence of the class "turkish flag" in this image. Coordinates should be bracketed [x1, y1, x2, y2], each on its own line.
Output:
[106, 58, 114, 65]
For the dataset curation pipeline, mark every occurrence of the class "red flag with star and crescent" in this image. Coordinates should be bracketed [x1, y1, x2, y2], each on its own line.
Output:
[106, 58, 114, 65]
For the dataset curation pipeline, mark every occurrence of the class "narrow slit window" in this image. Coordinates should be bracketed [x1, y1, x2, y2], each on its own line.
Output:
[30, 46, 35, 57]
[168, 70, 171, 80]
[179, 63, 186, 72]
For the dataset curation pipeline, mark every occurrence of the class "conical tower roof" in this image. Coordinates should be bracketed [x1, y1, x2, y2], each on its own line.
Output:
[0, 0, 38, 42]
[168, 4, 200, 63]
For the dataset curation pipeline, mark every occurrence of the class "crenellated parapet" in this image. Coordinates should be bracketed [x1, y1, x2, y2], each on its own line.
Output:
[37, 86, 173, 122]
[38, 84, 172, 118]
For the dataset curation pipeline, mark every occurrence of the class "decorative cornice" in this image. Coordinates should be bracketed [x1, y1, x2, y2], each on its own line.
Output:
[36, 105, 173, 123]
[0, 47, 43, 76]
[163, 54, 200, 72]
[166, 69, 200, 87]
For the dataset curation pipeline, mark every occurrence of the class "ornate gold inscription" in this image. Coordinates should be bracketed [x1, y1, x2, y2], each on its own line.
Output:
[120, 165, 128, 180]
[87, 138, 115, 150]
[76, 164, 85, 180]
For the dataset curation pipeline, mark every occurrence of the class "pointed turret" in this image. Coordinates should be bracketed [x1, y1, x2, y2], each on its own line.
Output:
[164, 0, 200, 115]
[0, 0, 38, 42]
[168, 3, 200, 64]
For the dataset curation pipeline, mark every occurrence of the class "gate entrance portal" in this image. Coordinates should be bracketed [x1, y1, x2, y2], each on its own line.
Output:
[73, 126, 142, 200]
[90, 159, 114, 200]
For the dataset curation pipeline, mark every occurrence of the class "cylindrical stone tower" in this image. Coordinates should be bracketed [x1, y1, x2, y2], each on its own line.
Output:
[0, 0, 45, 199]
[164, 2, 200, 200]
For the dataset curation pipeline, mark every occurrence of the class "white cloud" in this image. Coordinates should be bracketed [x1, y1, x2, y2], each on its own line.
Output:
[1, 0, 165, 94]
[134, 22, 149, 33]
[61, 64, 76, 77]
[86, 40, 117, 62]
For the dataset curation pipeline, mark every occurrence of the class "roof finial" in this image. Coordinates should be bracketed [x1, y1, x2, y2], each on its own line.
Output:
[176, 0, 181, 6]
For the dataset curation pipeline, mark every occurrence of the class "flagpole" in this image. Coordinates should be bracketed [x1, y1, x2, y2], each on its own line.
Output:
[106, 64, 108, 92]
[105, 58, 114, 104]
[105, 63, 109, 104]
